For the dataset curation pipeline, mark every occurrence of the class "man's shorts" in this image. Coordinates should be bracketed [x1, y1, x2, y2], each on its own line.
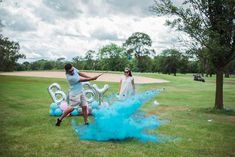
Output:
[68, 92, 87, 108]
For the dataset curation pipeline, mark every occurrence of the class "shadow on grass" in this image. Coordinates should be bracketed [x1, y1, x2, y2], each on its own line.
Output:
[197, 107, 235, 116]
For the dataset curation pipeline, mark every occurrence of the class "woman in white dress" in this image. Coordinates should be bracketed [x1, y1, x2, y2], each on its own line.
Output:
[118, 68, 135, 100]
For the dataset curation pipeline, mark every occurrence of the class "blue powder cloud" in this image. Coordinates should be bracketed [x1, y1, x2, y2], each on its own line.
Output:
[72, 90, 161, 142]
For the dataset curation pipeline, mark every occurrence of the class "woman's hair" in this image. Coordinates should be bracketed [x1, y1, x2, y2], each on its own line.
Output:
[64, 63, 72, 73]
[125, 67, 132, 77]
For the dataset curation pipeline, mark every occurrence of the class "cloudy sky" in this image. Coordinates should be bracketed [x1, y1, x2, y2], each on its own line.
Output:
[0, 0, 187, 62]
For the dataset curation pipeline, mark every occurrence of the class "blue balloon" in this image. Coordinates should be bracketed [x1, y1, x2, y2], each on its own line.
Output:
[71, 109, 78, 116]
[78, 108, 83, 115]
[90, 101, 99, 109]
[50, 103, 58, 110]
[55, 108, 63, 116]
[49, 109, 55, 116]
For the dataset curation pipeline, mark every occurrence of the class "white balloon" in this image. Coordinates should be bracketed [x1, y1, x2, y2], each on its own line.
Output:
[48, 82, 109, 109]
[48, 83, 61, 91]
[48, 83, 66, 103]
[54, 91, 67, 103]
[81, 82, 109, 106]
[92, 84, 109, 94]
[82, 82, 93, 89]
[92, 84, 109, 106]
[83, 89, 96, 103]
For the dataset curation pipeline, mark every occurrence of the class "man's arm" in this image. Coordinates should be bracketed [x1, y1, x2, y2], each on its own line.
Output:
[78, 74, 103, 82]
[79, 72, 92, 78]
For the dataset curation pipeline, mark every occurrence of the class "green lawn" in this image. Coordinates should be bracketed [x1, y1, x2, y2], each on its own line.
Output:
[0, 73, 234, 157]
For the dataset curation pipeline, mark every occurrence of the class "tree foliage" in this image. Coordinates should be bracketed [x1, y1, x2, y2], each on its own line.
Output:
[151, 0, 235, 109]
[153, 49, 189, 75]
[98, 43, 128, 71]
[0, 34, 25, 71]
[123, 32, 155, 58]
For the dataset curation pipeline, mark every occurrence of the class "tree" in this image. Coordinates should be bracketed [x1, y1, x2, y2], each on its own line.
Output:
[224, 59, 235, 77]
[136, 55, 154, 72]
[123, 32, 155, 72]
[55, 57, 65, 69]
[123, 32, 154, 58]
[152, 56, 162, 72]
[178, 55, 190, 74]
[0, 34, 25, 71]
[157, 49, 183, 76]
[151, 0, 235, 109]
[72, 56, 85, 70]
[43, 61, 54, 70]
[84, 50, 95, 70]
[15, 61, 31, 71]
[187, 48, 215, 76]
[22, 61, 31, 71]
[84, 50, 95, 61]
[30, 59, 47, 70]
[98, 43, 128, 71]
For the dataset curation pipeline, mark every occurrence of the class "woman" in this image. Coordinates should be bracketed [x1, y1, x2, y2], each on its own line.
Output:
[118, 68, 135, 100]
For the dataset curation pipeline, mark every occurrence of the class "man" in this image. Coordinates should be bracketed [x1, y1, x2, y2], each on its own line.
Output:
[55, 63, 102, 126]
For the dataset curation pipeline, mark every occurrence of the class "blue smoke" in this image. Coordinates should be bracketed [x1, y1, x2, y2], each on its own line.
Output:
[72, 90, 161, 142]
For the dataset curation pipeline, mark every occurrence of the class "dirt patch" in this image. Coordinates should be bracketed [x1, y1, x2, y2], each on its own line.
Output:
[147, 105, 189, 116]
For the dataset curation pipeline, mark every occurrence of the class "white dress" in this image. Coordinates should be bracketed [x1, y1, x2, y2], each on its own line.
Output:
[119, 76, 134, 99]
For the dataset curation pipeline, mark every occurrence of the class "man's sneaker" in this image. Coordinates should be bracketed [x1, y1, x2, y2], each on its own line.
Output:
[55, 118, 62, 126]
[85, 122, 89, 125]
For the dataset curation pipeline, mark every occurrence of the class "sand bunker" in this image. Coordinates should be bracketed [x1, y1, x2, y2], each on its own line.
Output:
[0, 71, 169, 84]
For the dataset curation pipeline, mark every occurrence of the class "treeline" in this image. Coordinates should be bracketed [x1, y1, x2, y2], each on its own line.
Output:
[16, 45, 235, 77]
[1, 32, 235, 77]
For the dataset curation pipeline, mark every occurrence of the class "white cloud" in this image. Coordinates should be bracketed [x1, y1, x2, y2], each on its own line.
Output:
[0, 0, 187, 62]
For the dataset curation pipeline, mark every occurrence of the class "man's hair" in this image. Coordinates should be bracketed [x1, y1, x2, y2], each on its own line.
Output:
[64, 63, 72, 72]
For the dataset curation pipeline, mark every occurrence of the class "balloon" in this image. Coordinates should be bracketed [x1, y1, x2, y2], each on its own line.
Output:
[48, 82, 110, 116]
[82, 82, 93, 89]
[93, 84, 109, 94]
[49, 109, 55, 116]
[48, 83, 67, 103]
[92, 84, 109, 106]
[90, 101, 99, 109]
[54, 91, 67, 103]
[81, 82, 109, 107]
[71, 109, 78, 116]
[82, 82, 97, 103]
[55, 108, 63, 116]
[78, 108, 83, 115]
[59, 101, 68, 111]
[84, 89, 96, 103]
[50, 103, 58, 110]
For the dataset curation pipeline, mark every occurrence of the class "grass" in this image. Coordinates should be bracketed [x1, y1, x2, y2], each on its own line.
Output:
[0, 73, 234, 157]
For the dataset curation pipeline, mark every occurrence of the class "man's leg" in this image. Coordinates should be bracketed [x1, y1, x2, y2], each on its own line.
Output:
[81, 93, 89, 125]
[55, 107, 74, 126]
[82, 105, 89, 124]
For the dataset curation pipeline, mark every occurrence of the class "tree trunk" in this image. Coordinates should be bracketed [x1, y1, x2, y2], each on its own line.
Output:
[224, 73, 230, 78]
[214, 68, 223, 109]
